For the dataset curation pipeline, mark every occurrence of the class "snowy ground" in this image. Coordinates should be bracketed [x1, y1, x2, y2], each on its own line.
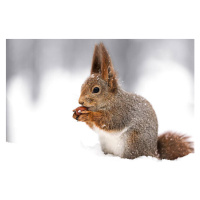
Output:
[2, 65, 200, 200]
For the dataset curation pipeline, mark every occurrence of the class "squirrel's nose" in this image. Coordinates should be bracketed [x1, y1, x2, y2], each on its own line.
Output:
[79, 97, 84, 105]
[79, 101, 84, 106]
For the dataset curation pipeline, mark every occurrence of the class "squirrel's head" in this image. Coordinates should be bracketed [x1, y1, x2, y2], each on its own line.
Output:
[79, 43, 118, 111]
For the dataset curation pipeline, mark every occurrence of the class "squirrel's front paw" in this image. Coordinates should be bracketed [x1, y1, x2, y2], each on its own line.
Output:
[77, 110, 91, 122]
[72, 106, 89, 121]
[72, 110, 91, 122]
[72, 112, 79, 121]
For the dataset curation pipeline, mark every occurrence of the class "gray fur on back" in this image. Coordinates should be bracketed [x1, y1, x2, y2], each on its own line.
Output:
[104, 88, 158, 158]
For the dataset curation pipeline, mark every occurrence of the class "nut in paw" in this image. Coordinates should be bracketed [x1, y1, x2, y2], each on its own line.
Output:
[72, 106, 89, 121]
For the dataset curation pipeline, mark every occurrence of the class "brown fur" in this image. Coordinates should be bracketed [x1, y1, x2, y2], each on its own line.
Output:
[91, 44, 101, 74]
[157, 132, 194, 160]
[73, 110, 114, 132]
[73, 43, 194, 160]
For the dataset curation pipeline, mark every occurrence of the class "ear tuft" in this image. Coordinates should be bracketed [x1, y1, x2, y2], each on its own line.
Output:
[90, 43, 118, 92]
[99, 43, 118, 92]
[91, 44, 101, 74]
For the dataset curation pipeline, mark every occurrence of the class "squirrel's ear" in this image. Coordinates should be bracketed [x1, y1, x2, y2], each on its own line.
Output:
[100, 43, 118, 91]
[91, 44, 101, 74]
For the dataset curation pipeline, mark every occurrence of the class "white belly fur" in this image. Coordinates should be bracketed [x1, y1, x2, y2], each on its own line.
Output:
[93, 125, 128, 157]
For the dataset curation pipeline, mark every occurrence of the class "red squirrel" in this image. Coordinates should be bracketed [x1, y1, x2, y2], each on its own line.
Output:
[73, 43, 194, 160]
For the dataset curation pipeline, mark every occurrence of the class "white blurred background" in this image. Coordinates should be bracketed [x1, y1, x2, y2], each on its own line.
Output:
[6, 39, 194, 144]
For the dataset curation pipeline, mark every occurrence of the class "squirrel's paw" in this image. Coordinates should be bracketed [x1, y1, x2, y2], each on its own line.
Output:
[72, 110, 91, 122]
[77, 111, 91, 122]
[72, 112, 79, 121]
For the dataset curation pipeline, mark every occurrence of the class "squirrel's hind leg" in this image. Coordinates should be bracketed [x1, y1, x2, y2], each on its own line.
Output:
[122, 129, 158, 159]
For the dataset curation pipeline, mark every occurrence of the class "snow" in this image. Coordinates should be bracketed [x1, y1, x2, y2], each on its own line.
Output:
[2, 67, 200, 200]
[90, 73, 95, 78]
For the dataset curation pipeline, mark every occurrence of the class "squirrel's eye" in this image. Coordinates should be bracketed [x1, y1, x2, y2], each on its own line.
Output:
[92, 87, 100, 93]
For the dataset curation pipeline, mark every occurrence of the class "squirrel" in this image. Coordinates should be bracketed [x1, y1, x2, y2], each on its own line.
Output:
[72, 42, 194, 160]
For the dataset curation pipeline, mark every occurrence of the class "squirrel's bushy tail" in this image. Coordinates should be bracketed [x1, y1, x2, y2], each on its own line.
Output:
[157, 131, 194, 160]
